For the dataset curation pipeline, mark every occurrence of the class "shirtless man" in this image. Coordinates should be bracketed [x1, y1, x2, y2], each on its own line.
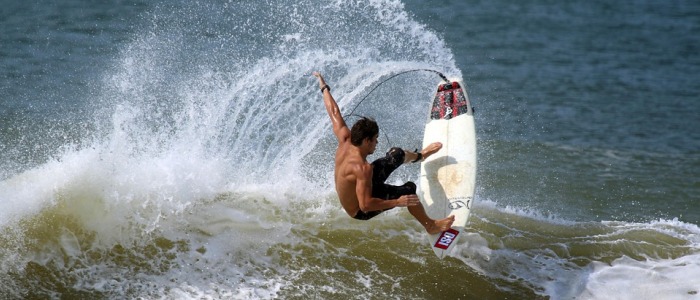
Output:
[313, 71, 454, 234]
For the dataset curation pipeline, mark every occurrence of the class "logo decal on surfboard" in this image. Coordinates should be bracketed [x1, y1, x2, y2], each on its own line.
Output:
[448, 197, 472, 210]
[434, 228, 460, 250]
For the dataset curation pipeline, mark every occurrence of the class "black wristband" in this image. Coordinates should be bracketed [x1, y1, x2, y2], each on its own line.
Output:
[321, 84, 330, 93]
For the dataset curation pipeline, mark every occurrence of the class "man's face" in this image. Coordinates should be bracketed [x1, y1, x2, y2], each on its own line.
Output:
[367, 134, 379, 154]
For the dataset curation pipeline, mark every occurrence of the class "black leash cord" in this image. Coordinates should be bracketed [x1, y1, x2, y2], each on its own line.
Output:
[345, 69, 448, 118]
[343, 68, 448, 148]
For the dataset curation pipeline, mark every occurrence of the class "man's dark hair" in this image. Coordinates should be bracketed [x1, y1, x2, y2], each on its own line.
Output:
[350, 117, 379, 146]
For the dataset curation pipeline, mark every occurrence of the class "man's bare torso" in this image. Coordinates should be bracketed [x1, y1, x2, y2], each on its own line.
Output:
[334, 140, 366, 217]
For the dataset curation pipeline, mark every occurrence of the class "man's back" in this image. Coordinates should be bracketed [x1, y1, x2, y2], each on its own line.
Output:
[334, 139, 364, 217]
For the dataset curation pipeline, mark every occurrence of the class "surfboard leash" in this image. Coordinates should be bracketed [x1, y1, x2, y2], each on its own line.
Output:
[344, 68, 449, 148]
[345, 68, 449, 118]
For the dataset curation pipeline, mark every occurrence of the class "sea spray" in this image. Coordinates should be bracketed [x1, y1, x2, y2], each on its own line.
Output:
[0, 0, 460, 297]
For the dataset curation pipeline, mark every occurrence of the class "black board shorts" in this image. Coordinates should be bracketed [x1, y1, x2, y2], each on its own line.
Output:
[353, 147, 417, 221]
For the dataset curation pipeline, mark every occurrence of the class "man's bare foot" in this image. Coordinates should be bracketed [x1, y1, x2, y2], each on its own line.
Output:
[421, 142, 443, 160]
[424, 215, 455, 234]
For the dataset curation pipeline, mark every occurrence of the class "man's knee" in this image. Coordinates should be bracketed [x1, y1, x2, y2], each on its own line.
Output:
[386, 147, 406, 165]
[403, 181, 416, 194]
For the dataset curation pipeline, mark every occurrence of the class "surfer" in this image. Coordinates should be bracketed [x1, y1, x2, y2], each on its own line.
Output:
[313, 71, 454, 234]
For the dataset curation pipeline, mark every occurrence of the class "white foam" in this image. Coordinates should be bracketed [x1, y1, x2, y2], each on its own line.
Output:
[456, 200, 700, 299]
[579, 254, 700, 300]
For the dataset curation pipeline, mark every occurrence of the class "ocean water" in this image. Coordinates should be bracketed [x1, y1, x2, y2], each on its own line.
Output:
[1, 0, 699, 299]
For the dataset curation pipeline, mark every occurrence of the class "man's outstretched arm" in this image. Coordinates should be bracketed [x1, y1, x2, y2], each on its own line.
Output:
[313, 72, 350, 143]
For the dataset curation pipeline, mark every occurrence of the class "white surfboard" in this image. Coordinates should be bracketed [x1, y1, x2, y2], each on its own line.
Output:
[419, 79, 476, 259]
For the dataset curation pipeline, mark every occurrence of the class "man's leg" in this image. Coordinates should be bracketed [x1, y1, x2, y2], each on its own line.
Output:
[408, 201, 455, 234]
[371, 143, 454, 233]
[370, 147, 405, 188]
[407, 142, 454, 233]
[403, 142, 442, 163]
[370, 142, 442, 182]
[380, 182, 455, 234]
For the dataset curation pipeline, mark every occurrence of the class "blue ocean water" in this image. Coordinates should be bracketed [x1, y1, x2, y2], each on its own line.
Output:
[405, 0, 700, 222]
[1, 0, 699, 299]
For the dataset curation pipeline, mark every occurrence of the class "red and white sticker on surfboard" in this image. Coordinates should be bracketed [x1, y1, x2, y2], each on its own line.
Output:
[434, 228, 460, 250]
[430, 81, 472, 120]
